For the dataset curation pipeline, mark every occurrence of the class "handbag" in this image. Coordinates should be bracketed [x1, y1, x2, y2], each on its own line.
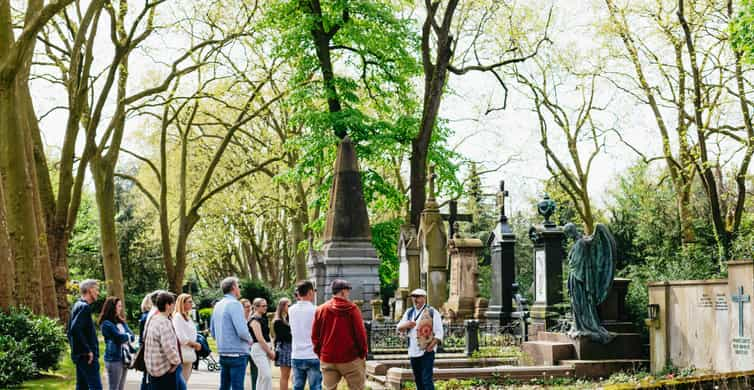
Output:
[122, 343, 134, 366]
[132, 316, 152, 371]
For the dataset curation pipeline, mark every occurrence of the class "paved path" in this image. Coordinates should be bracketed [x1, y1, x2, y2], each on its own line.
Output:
[125, 358, 283, 390]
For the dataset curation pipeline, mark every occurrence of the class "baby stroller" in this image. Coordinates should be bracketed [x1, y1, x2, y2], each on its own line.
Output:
[194, 333, 220, 372]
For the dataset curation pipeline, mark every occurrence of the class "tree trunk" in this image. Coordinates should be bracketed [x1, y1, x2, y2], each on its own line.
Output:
[0, 85, 43, 313]
[91, 165, 125, 300]
[0, 177, 14, 309]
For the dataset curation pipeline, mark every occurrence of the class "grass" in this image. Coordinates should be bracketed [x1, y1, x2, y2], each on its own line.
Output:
[19, 341, 106, 389]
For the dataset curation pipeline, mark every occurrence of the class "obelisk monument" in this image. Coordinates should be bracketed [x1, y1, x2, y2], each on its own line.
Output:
[307, 136, 381, 319]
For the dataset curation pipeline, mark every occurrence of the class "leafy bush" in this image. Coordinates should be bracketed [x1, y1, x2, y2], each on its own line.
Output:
[198, 308, 213, 323]
[0, 336, 35, 387]
[240, 279, 275, 312]
[0, 308, 67, 372]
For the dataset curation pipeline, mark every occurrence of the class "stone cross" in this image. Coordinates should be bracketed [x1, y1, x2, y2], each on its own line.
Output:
[427, 165, 437, 201]
[732, 285, 750, 337]
[442, 200, 472, 239]
[497, 180, 509, 221]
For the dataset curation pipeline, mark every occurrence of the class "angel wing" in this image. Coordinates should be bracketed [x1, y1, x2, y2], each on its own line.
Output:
[587, 224, 616, 305]
[568, 223, 616, 306]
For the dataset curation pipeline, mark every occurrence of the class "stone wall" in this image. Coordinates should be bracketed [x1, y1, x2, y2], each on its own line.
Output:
[648, 260, 754, 373]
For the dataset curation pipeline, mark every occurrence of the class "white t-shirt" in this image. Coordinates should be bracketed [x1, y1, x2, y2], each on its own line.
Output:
[172, 314, 198, 363]
[397, 304, 444, 358]
[288, 300, 317, 360]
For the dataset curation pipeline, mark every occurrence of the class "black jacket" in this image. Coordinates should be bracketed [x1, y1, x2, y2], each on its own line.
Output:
[67, 298, 99, 362]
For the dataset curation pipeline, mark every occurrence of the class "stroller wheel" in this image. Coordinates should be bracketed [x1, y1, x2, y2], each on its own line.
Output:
[208, 362, 219, 372]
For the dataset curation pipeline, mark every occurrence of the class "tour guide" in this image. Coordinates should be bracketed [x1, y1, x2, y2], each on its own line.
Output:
[397, 288, 444, 390]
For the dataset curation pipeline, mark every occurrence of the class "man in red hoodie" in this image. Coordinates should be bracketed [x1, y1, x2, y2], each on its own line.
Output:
[311, 279, 368, 390]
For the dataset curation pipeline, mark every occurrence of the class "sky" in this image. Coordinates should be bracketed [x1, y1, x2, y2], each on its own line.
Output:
[29, 0, 664, 219]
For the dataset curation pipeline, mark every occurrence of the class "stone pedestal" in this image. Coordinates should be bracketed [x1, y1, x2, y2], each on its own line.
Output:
[417, 170, 448, 310]
[528, 224, 566, 336]
[597, 278, 631, 322]
[308, 136, 381, 319]
[444, 238, 482, 322]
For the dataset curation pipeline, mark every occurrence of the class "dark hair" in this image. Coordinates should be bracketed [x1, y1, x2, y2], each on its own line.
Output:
[98, 296, 123, 326]
[156, 292, 176, 312]
[296, 280, 314, 297]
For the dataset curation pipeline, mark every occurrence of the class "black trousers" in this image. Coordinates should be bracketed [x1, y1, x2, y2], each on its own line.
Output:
[409, 351, 435, 390]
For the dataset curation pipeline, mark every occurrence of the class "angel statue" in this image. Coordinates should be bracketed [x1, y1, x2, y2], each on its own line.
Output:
[563, 223, 617, 344]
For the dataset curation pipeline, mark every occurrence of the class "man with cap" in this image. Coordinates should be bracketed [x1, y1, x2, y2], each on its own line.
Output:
[397, 288, 444, 390]
[311, 279, 368, 390]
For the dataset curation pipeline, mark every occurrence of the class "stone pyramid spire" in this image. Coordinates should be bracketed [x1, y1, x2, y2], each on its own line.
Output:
[323, 135, 372, 242]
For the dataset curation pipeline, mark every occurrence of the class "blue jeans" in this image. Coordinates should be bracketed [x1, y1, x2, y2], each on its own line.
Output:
[176, 364, 187, 390]
[75, 359, 103, 390]
[292, 359, 322, 390]
[219, 355, 248, 390]
[410, 352, 435, 390]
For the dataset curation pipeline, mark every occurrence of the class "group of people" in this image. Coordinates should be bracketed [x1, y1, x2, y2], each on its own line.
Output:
[67, 279, 204, 390]
[66, 276, 443, 390]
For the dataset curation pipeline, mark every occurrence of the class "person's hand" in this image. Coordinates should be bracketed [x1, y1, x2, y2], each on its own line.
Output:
[87, 352, 94, 364]
[404, 320, 416, 330]
[192, 342, 202, 351]
[169, 365, 177, 373]
[425, 339, 438, 352]
[267, 350, 275, 360]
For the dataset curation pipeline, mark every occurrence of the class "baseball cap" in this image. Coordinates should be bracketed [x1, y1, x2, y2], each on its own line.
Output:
[410, 288, 427, 297]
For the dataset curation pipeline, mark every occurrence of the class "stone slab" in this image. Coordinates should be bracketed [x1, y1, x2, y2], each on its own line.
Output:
[521, 341, 575, 365]
[535, 332, 644, 360]
[367, 357, 517, 376]
[385, 365, 575, 390]
[558, 359, 649, 378]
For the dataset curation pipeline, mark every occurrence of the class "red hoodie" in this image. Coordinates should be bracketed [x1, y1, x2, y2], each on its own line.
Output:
[311, 296, 368, 363]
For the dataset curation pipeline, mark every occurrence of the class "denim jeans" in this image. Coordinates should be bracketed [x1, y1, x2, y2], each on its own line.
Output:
[292, 358, 322, 390]
[409, 352, 435, 390]
[219, 355, 248, 390]
[175, 364, 187, 390]
[105, 361, 127, 390]
[75, 359, 103, 390]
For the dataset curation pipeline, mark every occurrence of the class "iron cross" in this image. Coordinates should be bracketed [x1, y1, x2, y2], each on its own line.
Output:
[732, 285, 750, 338]
[441, 199, 472, 239]
[496, 180, 509, 222]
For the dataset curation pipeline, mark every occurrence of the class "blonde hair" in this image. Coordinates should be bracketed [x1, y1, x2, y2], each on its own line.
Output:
[274, 297, 291, 324]
[175, 294, 193, 320]
[240, 298, 251, 307]
[140, 294, 153, 312]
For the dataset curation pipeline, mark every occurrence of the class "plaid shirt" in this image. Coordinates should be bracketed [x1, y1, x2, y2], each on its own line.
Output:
[144, 313, 181, 377]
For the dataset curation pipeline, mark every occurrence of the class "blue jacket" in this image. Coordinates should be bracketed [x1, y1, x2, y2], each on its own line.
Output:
[210, 294, 252, 355]
[67, 298, 99, 362]
[101, 320, 134, 362]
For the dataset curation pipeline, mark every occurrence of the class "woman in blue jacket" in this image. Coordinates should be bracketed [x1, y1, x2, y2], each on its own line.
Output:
[99, 297, 135, 390]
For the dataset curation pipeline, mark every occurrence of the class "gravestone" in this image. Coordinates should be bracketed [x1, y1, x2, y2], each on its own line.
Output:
[394, 224, 419, 320]
[307, 136, 381, 319]
[485, 180, 517, 324]
[528, 194, 566, 336]
[444, 237, 483, 322]
[417, 166, 448, 309]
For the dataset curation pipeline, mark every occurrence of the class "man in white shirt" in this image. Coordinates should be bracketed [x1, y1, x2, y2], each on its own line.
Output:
[288, 280, 322, 390]
[397, 289, 444, 390]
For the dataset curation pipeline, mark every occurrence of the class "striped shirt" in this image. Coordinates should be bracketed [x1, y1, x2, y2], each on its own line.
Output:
[144, 313, 181, 377]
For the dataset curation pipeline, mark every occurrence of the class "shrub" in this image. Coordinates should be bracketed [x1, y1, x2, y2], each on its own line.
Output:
[240, 279, 275, 312]
[0, 307, 67, 372]
[0, 336, 35, 387]
[198, 308, 213, 323]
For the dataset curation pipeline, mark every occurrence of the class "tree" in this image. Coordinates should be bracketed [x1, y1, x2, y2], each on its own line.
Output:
[731, 0, 754, 62]
[410, 0, 551, 227]
[515, 57, 607, 234]
[0, 0, 74, 314]
[602, 0, 754, 263]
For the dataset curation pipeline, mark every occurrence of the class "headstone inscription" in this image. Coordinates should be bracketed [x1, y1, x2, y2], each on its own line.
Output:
[307, 136, 381, 319]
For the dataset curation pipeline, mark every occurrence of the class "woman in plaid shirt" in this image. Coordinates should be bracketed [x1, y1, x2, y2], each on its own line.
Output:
[144, 292, 182, 389]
